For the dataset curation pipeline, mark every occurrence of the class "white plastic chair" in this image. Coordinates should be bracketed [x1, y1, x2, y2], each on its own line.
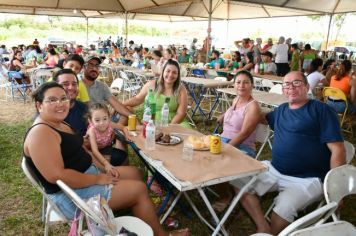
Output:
[255, 124, 273, 160]
[344, 141, 355, 164]
[278, 202, 338, 236]
[56, 180, 154, 236]
[119, 70, 141, 99]
[269, 84, 283, 94]
[253, 77, 263, 91]
[180, 66, 188, 78]
[265, 141, 354, 222]
[323, 164, 356, 221]
[290, 220, 356, 236]
[21, 158, 68, 236]
[261, 79, 275, 92]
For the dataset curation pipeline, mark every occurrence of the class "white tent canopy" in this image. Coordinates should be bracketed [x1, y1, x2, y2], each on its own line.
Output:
[0, 0, 356, 21]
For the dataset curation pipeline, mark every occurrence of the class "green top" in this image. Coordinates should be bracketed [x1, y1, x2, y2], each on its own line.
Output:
[229, 61, 239, 70]
[290, 51, 300, 71]
[155, 93, 191, 128]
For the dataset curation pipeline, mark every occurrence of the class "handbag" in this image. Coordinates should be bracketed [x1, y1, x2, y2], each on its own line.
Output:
[68, 194, 117, 236]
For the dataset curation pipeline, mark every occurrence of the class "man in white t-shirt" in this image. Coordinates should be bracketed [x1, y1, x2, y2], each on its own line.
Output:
[271, 36, 290, 76]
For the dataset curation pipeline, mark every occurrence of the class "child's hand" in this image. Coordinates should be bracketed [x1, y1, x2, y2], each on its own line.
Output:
[104, 162, 120, 179]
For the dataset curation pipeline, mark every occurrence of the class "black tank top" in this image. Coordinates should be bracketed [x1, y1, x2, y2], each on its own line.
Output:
[23, 123, 92, 194]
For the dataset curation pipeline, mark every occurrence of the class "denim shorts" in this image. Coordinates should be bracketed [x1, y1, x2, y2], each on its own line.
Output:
[48, 164, 112, 220]
[221, 136, 256, 158]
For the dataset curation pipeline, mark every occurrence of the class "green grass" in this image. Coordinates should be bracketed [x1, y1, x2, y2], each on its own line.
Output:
[0, 117, 355, 235]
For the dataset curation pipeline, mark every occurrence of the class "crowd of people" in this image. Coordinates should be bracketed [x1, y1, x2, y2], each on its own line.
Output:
[1, 35, 354, 235]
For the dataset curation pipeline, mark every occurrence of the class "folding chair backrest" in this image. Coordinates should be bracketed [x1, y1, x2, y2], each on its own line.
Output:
[255, 124, 272, 160]
[323, 165, 356, 205]
[269, 84, 283, 94]
[290, 220, 356, 236]
[278, 202, 338, 236]
[323, 87, 348, 102]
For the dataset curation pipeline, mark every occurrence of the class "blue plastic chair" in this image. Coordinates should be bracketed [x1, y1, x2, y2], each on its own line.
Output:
[191, 69, 206, 78]
[7, 71, 32, 103]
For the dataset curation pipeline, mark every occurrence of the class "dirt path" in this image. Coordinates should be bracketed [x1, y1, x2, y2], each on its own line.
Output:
[0, 100, 35, 124]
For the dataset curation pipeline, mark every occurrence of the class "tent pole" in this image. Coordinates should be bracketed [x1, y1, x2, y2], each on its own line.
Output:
[125, 12, 128, 47]
[206, 0, 212, 63]
[326, 14, 333, 50]
[86, 17, 89, 47]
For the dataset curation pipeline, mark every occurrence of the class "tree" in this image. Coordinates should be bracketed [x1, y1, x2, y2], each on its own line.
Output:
[308, 13, 353, 42]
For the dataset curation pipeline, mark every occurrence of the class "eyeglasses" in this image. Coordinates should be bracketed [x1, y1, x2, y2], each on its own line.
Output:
[59, 82, 78, 88]
[86, 63, 100, 69]
[282, 80, 305, 89]
[43, 97, 70, 105]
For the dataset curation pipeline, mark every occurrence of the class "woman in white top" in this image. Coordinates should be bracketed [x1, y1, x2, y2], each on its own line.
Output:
[307, 58, 327, 98]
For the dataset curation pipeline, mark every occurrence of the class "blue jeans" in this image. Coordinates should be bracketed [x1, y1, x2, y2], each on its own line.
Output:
[48, 165, 112, 220]
[326, 99, 355, 114]
[221, 137, 256, 158]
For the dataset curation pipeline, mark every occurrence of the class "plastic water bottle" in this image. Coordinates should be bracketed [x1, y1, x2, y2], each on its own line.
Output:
[161, 97, 170, 127]
[142, 107, 151, 138]
[145, 119, 156, 150]
[259, 62, 265, 74]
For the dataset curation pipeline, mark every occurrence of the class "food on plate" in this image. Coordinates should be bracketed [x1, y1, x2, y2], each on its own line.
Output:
[161, 134, 171, 143]
[187, 135, 211, 149]
[155, 132, 171, 144]
[155, 132, 164, 142]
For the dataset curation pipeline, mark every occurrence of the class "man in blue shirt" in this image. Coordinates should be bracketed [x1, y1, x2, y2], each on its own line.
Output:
[53, 69, 88, 136]
[235, 71, 346, 235]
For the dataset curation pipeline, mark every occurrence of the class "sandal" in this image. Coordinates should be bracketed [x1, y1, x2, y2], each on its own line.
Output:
[169, 228, 190, 236]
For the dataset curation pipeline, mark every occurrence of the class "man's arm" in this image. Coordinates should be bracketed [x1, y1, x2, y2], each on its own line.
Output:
[107, 96, 132, 118]
[327, 142, 346, 169]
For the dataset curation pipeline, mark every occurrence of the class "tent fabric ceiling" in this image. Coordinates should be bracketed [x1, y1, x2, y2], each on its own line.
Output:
[0, 0, 355, 21]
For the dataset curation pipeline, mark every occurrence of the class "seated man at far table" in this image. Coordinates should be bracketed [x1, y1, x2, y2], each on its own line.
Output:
[232, 71, 346, 235]
[261, 51, 277, 75]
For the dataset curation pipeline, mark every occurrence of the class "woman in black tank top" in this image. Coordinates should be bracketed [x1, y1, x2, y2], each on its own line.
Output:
[23, 82, 176, 236]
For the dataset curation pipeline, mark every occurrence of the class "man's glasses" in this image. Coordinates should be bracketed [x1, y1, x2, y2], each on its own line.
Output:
[59, 82, 78, 88]
[43, 97, 70, 105]
[86, 63, 100, 69]
[282, 80, 305, 89]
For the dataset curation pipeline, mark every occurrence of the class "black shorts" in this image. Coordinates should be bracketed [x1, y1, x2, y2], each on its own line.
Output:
[99, 145, 113, 156]
[110, 148, 128, 166]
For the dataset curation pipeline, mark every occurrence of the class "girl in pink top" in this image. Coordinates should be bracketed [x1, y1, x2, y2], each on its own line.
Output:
[87, 103, 130, 177]
[213, 70, 261, 212]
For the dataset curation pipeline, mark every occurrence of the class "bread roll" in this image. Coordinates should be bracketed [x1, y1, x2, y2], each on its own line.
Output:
[203, 135, 211, 148]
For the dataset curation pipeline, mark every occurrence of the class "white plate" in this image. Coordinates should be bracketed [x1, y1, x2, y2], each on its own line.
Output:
[156, 135, 182, 146]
